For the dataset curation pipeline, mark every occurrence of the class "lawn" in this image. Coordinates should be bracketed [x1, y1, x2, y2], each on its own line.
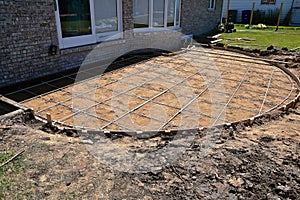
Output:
[0, 151, 25, 198]
[219, 25, 300, 51]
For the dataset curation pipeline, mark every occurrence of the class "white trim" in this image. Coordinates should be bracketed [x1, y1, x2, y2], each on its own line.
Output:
[133, 26, 181, 33]
[172, 0, 176, 26]
[149, 0, 153, 28]
[118, 0, 123, 34]
[90, 0, 96, 37]
[176, 0, 181, 26]
[54, 1, 63, 48]
[208, 0, 216, 10]
[164, 0, 168, 27]
[60, 35, 96, 49]
[55, 0, 96, 49]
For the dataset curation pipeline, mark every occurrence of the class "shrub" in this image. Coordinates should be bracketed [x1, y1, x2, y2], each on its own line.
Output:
[253, 9, 280, 25]
[256, 23, 267, 29]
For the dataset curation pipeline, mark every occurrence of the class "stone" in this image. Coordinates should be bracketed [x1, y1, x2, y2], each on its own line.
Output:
[80, 139, 94, 145]
[228, 177, 244, 187]
[267, 45, 274, 50]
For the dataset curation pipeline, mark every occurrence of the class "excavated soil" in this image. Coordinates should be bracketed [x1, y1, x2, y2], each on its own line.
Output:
[0, 49, 299, 199]
[1, 99, 300, 199]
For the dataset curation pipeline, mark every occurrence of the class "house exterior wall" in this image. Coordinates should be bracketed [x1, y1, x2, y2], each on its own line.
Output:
[221, 0, 293, 23]
[291, 0, 300, 25]
[0, 0, 222, 88]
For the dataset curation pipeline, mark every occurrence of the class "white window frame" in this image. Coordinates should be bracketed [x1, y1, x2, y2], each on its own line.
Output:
[134, 0, 181, 32]
[261, 0, 276, 4]
[208, 0, 216, 11]
[55, 0, 123, 49]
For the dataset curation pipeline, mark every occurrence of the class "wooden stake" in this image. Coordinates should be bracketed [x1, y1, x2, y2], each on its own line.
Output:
[29, 108, 35, 118]
[46, 113, 52, 125]
[249, 2, 255, 26]
[275, 3, 283, 31]
[226, 0, 231, 24]
[247, 117, 255, 125]
[0, 149, 25, 168]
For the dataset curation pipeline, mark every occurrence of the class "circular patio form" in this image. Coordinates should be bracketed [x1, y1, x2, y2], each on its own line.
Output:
[22, 47, 300, 132]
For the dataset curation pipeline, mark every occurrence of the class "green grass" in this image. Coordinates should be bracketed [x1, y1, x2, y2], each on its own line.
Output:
[234, 24, 300, 30]
[220, 25, 300, 51]
[0, 152, 25, 198]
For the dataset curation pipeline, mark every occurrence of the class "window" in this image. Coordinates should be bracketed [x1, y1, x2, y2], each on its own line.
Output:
[55, 0, 122, 49]
[134, 0, 181, 29]
[261, 0, 276, 4]
[208, 0, 216, 10]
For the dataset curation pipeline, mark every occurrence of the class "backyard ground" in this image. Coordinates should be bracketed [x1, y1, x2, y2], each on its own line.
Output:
[219, 25, 300, 51]
[20, 48, 298, 132]
[0, 48, 300, 199]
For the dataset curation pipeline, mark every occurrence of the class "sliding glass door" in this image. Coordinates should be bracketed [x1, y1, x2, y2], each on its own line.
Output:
[133, 0, 181, 30]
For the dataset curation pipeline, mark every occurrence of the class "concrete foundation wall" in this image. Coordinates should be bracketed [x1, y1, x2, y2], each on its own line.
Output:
[0, 0, 222, 88]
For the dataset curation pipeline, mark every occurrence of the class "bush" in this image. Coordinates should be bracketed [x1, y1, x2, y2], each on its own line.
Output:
[251, 23, 268, 29]
[253, 9, 280, 25]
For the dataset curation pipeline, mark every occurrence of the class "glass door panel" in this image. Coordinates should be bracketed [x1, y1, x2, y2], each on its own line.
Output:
[94, 0, 118, 33]
[167, 0, 175, 27]
[134, 0, 150, 28]
[153, 0, 164, 27]
[58, 0, 92, 38]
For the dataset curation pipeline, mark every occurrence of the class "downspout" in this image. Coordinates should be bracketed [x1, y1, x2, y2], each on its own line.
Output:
[225, 0, 231, 24]
[220, 0, 225, 24]
[289, 0, 295, 25]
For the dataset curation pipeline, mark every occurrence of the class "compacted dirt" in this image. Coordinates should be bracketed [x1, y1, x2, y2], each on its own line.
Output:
[1, 103, 300, 199]
[0, 49, 299, 199]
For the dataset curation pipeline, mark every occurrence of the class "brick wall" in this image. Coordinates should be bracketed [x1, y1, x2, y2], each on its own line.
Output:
[0, 0, 58, 87]
[0, 0, 222, 88]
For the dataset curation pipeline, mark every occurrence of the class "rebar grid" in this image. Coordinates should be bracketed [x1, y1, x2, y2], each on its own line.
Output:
[46, 56, 201, 124]
[259, 70, 276, 115]
[158, 73, 223, 130]
[212, 64, 252, 126]
[6, 55, 154, 101]
[22, 56, 170, 113]
[20, 47, 299, 131]
[100, 58, 217, 129]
